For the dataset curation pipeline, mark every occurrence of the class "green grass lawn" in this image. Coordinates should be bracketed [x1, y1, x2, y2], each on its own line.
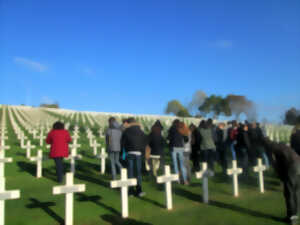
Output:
[3, 109, 288, 225]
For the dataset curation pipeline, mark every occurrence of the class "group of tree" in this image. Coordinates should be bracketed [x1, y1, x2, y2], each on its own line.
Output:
[283, 107, 300, 125]
[165, 90, 256, 121]
[39, 102, 60, 109]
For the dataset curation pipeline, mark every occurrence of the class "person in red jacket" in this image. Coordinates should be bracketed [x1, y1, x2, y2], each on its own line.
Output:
[46, 121, 72, 183]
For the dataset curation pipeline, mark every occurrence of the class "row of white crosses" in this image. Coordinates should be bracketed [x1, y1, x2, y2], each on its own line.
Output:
[0, 124, 21, 225]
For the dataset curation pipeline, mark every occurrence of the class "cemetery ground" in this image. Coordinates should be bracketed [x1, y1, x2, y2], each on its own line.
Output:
[1, 108, 287, 225]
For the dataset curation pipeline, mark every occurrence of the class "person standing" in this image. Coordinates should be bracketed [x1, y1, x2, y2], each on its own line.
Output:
[235, 124, 251, 177]
[46, 121, 72, 183]
[291, 123, 300, 156]
[106, 117, 123, 180]
[167, 119, 188, 185]
[121, 117, 147, 197]
[147, 122, 165, 177]
[216, 123, 228, 175]
[199, 120, 216, 172]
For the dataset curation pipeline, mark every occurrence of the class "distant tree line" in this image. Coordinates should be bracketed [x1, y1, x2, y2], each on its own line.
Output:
[39, 102, 60, 109]
[165, 90, 256, 121]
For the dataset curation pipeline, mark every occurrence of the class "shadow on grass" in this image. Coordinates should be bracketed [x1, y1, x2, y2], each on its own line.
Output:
[138, 196, 165, 209]
[101, 214, 153, 225]
[26, 198, 64, 225]
[17, 161, 58, 182]
[77, 193, 120, 216]
[209, 200, 285, 223]
[174, 187, 203, 202]
[74, 172, 110, 188]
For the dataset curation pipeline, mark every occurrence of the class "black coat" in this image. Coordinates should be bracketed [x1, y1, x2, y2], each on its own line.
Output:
[121, 124, 147, 153]
[148, 132, 165, 156]
[167, 126, 184, 148]
[291, 129, 300, 155]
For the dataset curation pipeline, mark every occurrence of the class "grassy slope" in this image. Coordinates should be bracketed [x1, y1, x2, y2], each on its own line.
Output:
[3, 109, 287, 225]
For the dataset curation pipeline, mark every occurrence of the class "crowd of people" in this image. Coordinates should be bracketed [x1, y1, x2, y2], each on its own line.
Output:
[46, 118, 300, 224]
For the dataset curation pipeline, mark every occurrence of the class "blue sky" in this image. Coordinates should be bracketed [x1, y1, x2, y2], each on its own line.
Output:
[1, 0, 300, 122]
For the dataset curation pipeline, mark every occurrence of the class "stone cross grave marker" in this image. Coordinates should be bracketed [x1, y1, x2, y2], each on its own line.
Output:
[67, 149, 82, 174]
[195, 162, 214, 203]
[227, 160, 243, 197]
[69, 143, 81, 156]
[53, 172, 86, 225]
[110, 168, 137, 218]
[0, 177, 20, 225]
[156, 165, 179, 210]
[96, 148, 107, 174]
[253, 158, 267, 193]
[25, 140, 35, 158]
[91, 140, 100, 156]
[38, 132, 46, 147]
[29, 150, 44, 178]
[0, 146, 12, 177]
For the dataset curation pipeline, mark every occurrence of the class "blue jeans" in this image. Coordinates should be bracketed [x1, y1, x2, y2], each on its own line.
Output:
[172, 148, 187, 183]
[109, 152, 123, 180]
[230, 142, 237, 160]
[127, 154, 142, 187]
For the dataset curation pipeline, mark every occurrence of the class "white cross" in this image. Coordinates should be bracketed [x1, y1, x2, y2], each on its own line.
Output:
[0, 177, 20, 225]
[20, 134, 27, 149]
[96, 148, 107, 174]
[25, 140, 35, 158]
[91, 140, 100, 156]
[66, 149, 82, 173]
[110, 168, 137, 218]
[53, 173, 86, 225]
[38, 133, 46, 147]
[227, 160, 243, 197]
[253, 158, 266, 193]
[69, 143, 81, 156]
[0, 150, 12, 177]
[32, 129, 38, 139]
[195, 163, 214, 203]
[156, 165, 179, 210]
[71, 133, 79, 145]
[29, 150, 43, 178]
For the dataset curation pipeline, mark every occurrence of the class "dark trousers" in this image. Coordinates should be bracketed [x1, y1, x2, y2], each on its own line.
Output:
[283, 175, 300, 219]
[236, 148, 248, 175]
[54, 157, 64, 183]
[217, 144, 227, 174]
[202, 150, 215, 171]
[127, 154, 143, 194]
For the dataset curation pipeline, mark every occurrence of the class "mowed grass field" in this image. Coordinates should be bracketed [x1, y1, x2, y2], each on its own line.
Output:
[2, 108, 288, 225]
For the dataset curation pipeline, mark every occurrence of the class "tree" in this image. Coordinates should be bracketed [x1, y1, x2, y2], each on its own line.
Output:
[165, 100, 191, 117]
[188, 90, 207, 116]
[283, 107, 300, 125]
[225, 95, 255, 120]
[198, 95, 231, 118]
[40, 101, 60, 108]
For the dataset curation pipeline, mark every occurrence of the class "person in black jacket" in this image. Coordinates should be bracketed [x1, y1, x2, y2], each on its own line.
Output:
[121, 117, 147, 197]
[147, 123, 165, 176]
[216, 122, 227, 175]
[190, 124, 201, 171]
[291, 125, 300, 156]
[235, 124, 251, 176]
[262, 138, 300, 225]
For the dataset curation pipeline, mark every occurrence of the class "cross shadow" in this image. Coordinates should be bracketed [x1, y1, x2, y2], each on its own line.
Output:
[74, 172, 110, 188]
[101, 214, 153, 225]
[209, 200, 285, 223]
[17, 161, 36, 177]
[174, 187, 203, 203]
[26, 198, 64, 225]
[76, 193, 120, 216]
[138, 196, 165, 209]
